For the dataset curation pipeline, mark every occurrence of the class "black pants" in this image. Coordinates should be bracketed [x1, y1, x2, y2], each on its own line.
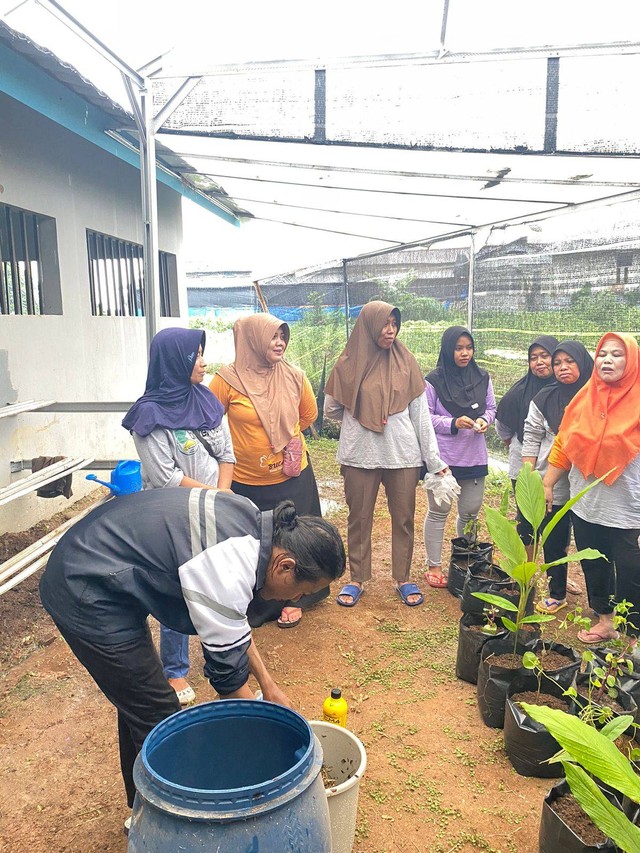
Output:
[233, 458, 329, 625]
[60, 625, 180, 807]
[542, 506, 573, 601]
[512, 476, 572, 601]
[571, 513, 640, 635]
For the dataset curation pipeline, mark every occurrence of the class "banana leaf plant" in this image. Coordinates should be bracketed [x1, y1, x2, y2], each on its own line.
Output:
[523, 703, 640, 852]
[473, 462, 607, 663]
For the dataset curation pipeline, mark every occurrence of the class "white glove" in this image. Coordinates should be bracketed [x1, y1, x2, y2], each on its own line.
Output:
[423, 472, 461, 507]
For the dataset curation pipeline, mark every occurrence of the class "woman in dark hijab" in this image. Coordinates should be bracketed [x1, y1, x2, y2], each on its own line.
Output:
[494, 334, 558, 548]
[521, 341, 594, 613]
[123, 327, 235, 705]
[423, 326, 495, 587]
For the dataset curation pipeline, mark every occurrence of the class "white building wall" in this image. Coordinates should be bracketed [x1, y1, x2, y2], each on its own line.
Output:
[0, 94, 188, 531]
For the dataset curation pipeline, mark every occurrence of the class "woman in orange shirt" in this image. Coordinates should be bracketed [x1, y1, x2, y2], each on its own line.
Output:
[209, 313, 327, 628]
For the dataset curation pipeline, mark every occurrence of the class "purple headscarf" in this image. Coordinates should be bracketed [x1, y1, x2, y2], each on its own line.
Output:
[122, 328, 224, 436]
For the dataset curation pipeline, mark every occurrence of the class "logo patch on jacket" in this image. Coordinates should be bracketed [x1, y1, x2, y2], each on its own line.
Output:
[175, 429, 198, 455]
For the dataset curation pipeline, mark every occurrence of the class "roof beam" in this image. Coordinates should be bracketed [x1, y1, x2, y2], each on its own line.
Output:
[34, 0, 144, 87]
[190, 169, 571, 206]
[212, 194, 475, 228]
[346, 187, 640, 262]
[153, 40, 640, 79]
[163, 149, 640, 189]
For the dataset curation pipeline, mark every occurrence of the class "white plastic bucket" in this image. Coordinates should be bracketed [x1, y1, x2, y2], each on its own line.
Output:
[309, 721, 367, 853]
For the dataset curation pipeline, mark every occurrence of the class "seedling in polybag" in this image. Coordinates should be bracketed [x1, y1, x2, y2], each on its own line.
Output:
[473, 462, 606, 666]
[481, 605, 500, 636]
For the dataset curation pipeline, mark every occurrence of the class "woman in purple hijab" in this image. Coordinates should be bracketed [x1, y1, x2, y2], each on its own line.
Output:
[123, 328, 235, 705]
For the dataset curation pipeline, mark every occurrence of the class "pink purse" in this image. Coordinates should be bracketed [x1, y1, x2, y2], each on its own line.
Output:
[282, 435, 303, 478]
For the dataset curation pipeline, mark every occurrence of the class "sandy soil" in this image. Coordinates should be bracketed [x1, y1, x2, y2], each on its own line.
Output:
[0, 444, 587, 853]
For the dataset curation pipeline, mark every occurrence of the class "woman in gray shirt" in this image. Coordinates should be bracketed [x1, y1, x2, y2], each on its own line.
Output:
[522, 341, 593, 614]
[324, 301, 446, 608]
[123, 328, 235, 704]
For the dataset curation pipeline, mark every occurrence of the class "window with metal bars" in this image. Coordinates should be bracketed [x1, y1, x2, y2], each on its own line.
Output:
[0, 202, 62, 315]
[86, 230, 179, 317]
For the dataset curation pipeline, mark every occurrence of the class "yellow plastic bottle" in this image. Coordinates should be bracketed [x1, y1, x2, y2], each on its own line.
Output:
[322, 688, 348, 727]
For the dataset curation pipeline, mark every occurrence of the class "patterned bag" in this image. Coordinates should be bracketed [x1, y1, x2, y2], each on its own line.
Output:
[282, 435, 303, 478]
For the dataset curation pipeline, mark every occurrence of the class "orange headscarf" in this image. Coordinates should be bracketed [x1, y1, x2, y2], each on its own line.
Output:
[216, 314, 304, 453]
[324, 301, 426, 433]
[556, 332, 640, 485]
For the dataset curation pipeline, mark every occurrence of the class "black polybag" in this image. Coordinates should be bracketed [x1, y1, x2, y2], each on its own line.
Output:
[594, 646, 640, 723]
[568, 672, 638, 727]
[456, 613, 507, 685]
[447, 537, 493, 598]
[530, 640, 582, 689]
[476, 637, 528, 728]
[539, 780, 620, 852]
[504, 673, 568, 778]
[460, 561, 519, 617]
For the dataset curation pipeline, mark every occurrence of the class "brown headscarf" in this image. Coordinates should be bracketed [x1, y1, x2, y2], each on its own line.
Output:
[217, 313, 304, 452]
[325, 301, 426, 433]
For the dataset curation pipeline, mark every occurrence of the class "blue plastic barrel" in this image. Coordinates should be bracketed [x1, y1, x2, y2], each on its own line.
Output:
[127, 700, 331, 852]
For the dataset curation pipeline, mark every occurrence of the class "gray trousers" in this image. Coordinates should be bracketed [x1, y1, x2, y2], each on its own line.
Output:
[342, 465, 421, 584]
[423, 476, 486, 567]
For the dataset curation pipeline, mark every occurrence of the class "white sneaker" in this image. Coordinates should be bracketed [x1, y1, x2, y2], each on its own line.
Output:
[123, 815, 132, 835]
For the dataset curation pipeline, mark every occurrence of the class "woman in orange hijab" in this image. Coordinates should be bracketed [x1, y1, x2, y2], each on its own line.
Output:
[544, 333, 640, 644]
[210, 313, 325, 628]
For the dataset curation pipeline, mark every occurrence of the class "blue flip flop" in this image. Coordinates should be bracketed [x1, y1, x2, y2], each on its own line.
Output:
[396, 582, 424, 607]
[336, 583, 365, 607]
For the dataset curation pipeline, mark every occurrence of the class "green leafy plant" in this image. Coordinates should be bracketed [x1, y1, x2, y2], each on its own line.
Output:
[463, 518, 479, 548]
[481, 605, 500, 637]
[564, 599, 637, 727]
[523, 704, 640, 852]
[472, 462, 606, 662]
[522, 650, 546, 700]
[559, 604, 592, 635]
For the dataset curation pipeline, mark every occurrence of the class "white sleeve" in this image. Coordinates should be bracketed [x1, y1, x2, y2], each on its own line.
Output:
[323, 393, 345, 421]
[409, 394, 446, 473]
[178, 535, 260, 653]
[522, 402, 547, 459]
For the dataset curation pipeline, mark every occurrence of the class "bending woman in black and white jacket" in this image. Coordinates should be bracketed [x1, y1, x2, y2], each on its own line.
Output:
[39, 491, 345, 810]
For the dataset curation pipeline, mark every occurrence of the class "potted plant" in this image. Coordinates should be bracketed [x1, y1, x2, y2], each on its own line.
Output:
[523, 704, 640, 851]
[456, 606, 507, 685]
[567, 648, 638, 730]
[472, 462, 605, 728]
[503, 647, 580, 778]
[448, 517, 493, 598]
[460, 560, 520, 618]
[591, 600, 640, 718]
[473, 462, 605, 664]
[504, 664, 570, 778]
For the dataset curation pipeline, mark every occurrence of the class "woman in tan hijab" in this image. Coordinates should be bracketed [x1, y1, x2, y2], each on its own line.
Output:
[324, 301, 447, 607]
[210, 313, 326, 627]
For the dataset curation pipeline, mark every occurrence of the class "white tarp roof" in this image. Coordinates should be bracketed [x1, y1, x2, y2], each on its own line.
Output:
[4, 0, 640, 275]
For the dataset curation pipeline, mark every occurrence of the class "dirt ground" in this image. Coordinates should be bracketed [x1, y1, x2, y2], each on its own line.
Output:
[0, 442, 587, 853]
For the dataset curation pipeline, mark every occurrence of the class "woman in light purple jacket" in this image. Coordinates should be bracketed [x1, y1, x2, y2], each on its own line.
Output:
[423, 326, 496, 587]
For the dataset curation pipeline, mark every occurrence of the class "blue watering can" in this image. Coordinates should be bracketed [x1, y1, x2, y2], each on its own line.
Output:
[86, 460, 142, 496]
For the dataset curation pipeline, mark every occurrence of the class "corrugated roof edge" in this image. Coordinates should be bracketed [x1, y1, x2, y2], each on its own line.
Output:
[0, 19, 252, 223]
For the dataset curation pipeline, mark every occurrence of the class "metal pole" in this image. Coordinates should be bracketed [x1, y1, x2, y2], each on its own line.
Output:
[439, 0, 450, 56]
[467, 233, 476, 332]
[342, 259, 350, 341]
[141, 83, 160, 353]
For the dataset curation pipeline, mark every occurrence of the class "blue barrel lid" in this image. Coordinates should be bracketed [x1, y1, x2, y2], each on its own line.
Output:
[134, 700, 322, 821]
